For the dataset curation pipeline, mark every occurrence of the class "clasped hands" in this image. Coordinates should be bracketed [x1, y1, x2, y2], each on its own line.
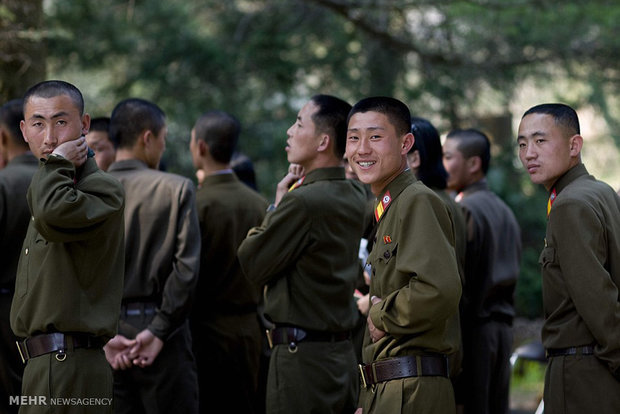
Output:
[104, 329, 164, 370]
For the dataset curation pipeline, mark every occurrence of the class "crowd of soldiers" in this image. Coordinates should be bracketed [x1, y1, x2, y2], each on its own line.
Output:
[0, 80, 619, 414]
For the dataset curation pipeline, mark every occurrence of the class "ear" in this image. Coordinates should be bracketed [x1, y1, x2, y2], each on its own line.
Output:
[408, 149, 421, 169]
[140, 130, 152, 147]
[198, 139, 209, 157]
[20, 120, 29, 144]
[81, 113, 91, 136]
[569, 134, 583, 157]
[467, 155, 482, 174]
[316, 134, 330, 152]
[401, 132, 414, 155]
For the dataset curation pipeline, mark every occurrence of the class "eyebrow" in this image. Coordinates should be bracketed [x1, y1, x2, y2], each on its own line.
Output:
[347, 126, 386, 132]
[30, 111, 71, 120]
[516, 130, 546, 140]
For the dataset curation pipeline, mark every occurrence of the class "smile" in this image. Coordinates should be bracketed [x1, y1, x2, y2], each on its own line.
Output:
[358, 161, 375, 168]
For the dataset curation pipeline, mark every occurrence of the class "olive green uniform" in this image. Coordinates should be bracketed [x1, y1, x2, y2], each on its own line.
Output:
[189, 172, 268, 414]
[453, 179, 521, 414]
[0, 152, 37, 413]
[107, 159, 200, 414]
[359, 170, 461, 414]
[540, 163, 620, 414]
[238, 167, 367, 414]
[10, 155, 125, 414]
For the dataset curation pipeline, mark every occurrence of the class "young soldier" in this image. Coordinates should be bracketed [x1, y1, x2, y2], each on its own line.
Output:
[238, 94, 367, 413]
[346, 97, 461, 414]
[104, 98, 200, 413]
[517, 103, 620, 413]
[188, 110, 268, 413]
[11, 80, 125, 413]
[443, 128, 521, 414]
[85, 116, 115, 171]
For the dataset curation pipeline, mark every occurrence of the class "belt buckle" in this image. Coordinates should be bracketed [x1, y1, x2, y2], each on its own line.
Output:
[358, 364, 368, 388]
[16, 340, 29, 364]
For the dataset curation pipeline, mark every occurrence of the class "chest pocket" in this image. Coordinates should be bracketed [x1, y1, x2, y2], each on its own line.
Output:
[376, 243, 398, 264]
[539, 245, 556, 268]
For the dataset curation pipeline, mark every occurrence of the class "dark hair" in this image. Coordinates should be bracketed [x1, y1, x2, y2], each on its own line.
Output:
[23, 80, 84, 115]
[410, 117, 447, 189]
[89, 116, 110, 133]
[446, 128, 491, 175]
[193, 110, 240, 164]
[522, 103, 580, 135]
[347, 96, 411, 137]
[0, 98, 27, 148]
[309, 94, 352, 158]
[109, 98, 165, 149]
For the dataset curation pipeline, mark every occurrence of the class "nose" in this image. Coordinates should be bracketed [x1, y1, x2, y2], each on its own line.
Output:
[286, 124, 294, 138]
[43, 126, 57, 147]
[357, 137, 371, 155]
[523, 143, 536, 160]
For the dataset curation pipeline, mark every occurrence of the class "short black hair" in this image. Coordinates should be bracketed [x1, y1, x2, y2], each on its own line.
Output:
[309, 94, 352, 158]
[109, 98, 165, 149]
[193, 110, 240, 164]
[0, 98, 26, 148]
[348, 96, 411, 137]
[410, 117, 447, 189]
[89, 116, 110, 134]
[446, 128, 491, 175]
[23, 80, 84, 116]
[522, 103, 580, 135]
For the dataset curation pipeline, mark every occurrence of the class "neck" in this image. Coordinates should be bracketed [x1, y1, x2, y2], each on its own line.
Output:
[301, 155, 341, 175]
[201, 159, 230, 175]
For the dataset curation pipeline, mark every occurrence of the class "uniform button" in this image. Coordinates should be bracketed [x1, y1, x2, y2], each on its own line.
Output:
[25, 248, 29, 255]
[384, 251, 390, 259]
[31, 216, 34, 221]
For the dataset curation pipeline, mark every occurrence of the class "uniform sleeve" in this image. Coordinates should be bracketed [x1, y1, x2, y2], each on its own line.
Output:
[550, 198, 620, 374]
[370, 192, 462, 336]
[28, 155, 124, 243]
[149, 180, 201, 339]
[237, 192, 310, 287]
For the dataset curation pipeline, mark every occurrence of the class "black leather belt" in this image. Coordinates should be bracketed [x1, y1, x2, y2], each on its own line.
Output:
[268, 326, 351, 348]
[359, 354, 449, 388]
[546, 345, 595, 358]
[16, 333, 104, 363]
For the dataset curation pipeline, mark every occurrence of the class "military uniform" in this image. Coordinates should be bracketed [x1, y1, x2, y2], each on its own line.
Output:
[10, 154, 125, 414]
[540, 163, 620, 414]
[189, 171, 268, 414]
[358, 170, 461, 414]
[453, 179, 522, 414]
[107, 159, 200, 414]
[238, 167, 367, 414]
[0, 152, 37, 413]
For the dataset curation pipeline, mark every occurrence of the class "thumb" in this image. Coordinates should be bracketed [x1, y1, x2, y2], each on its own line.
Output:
[370, 295, 382, 305]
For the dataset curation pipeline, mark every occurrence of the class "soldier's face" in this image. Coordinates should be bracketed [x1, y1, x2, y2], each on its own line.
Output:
[285, 100, 322, 168]
[345, 111, 412, 196]
[517, 113, 580, 191]
[20, 95, 89, 160]
[86, 130, 115, 171]
[442, 138, 470, 193]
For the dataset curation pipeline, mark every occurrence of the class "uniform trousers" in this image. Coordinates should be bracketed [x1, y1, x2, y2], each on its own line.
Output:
[1, 292, 23, 414]
[266, 340, 358, 414]
[544, 352, 620, 414]
[113, 317, 198, 414]
[20, 347, 113, 414]
[358, 374, 455, 413]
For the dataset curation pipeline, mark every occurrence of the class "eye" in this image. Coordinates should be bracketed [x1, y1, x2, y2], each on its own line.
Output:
[347, 135, 358, 141]
[56, 120, 67, 126]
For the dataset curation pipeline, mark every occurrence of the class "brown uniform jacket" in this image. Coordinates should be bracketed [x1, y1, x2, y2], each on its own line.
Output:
[10, 155, 125, 339]
[541, 163, 620, 377]
[107, 159, 200, 339]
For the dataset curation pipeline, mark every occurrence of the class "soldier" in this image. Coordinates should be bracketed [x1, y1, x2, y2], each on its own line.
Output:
[85, 116, 115, 171]
[517, 103, 620, 414]
[237, 94, 367, 413]
[188, 110, 268, 413]
[347, 97, 461, 414]
[104, 98, 200, 413]
[11, 80, 125, 413]
[443, 128, 522, 414]
[0, 98, 37, 413]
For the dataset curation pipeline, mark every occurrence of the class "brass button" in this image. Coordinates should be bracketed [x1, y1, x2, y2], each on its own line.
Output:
[25, 248, 29, 255]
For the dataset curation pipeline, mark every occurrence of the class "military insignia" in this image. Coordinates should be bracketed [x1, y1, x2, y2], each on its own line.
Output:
[547, 188, 557, 217]
[288, 176, 305, 192]
[374, 191, 392, 222]
[383, 235, 392, 244]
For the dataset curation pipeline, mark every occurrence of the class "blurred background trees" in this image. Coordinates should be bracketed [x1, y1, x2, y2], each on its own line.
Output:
[2, 0, 619, 318]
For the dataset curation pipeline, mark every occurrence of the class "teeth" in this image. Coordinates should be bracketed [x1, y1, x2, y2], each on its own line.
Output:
[359, 161, 374, 167]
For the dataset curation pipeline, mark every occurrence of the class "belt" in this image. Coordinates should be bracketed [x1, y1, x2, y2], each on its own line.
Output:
[267, 326, 351, 349]
[359, 354, 449, 388]
[121, 302, 157, 317]
[16, 333, 104, 364]
[546, 345, 595, 358]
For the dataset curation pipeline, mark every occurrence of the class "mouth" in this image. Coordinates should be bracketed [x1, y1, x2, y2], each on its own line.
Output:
[357, 161, 375, 169]
[526, 164, 539, 174]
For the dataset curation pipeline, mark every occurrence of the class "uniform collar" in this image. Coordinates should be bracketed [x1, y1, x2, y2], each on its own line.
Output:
[107, 158, 150, 172]
[295, 166, 346, 188]
[550, 163, 589, 197]
[374, 169, 416, 223]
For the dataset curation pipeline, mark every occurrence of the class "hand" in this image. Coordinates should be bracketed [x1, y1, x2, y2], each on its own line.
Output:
[104, 335, 138, 370]
[274, 163, 305, 206]
[129, 329, 164, 368]
[367, 296, 386, 343]
[52, 136, 89, 167]
[357, 293, 370, 316]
